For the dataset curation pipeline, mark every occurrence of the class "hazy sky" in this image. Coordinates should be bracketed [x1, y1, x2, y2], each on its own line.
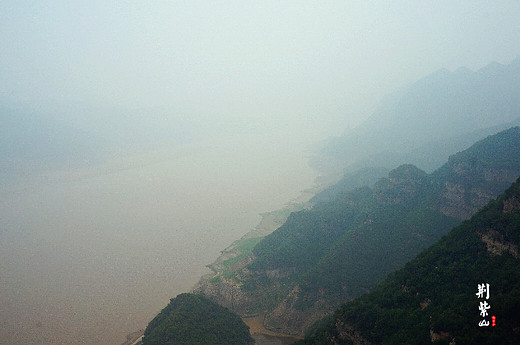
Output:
[2, 1, 520, 137]
[1, 3, 520, 344]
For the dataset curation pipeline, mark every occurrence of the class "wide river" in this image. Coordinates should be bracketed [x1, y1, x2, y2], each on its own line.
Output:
[0, 136, 318, 345]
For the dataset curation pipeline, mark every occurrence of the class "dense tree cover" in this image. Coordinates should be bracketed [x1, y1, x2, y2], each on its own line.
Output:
[432, 127, 520, 190]
[240, 128, 520, 333]
[247, 164, 459, 308]
[142, 293, 253, 345]
[310, 167, 389, 204]
[298, 178, 520, 345]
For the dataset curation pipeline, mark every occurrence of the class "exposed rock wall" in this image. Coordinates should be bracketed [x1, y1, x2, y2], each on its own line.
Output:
[263, 285, 331, 336]
[334, 321, 374, 345]
[194, 129, 520, 337]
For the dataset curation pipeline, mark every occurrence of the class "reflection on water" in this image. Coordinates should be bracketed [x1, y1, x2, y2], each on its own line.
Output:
[253, 334, 300, 345]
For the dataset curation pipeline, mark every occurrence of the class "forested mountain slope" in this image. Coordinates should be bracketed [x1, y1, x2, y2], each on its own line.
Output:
[310, 167, 389, 204]
[298, 177, 520, 345]
[314, 59, 520, 173]
[194, 127, 520, 336]
[141, 293, 253, 345]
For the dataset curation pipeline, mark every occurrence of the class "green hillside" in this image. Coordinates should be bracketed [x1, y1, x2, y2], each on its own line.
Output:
[310, 166, 389, 204]
[141, 293, 253, 345]
[195, 127, 520, 336]
[299, 178, 520, 345]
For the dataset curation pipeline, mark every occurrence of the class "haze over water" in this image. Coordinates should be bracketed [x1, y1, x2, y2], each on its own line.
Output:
[0, 133, 318, 345]
[2, 2, 519, 344]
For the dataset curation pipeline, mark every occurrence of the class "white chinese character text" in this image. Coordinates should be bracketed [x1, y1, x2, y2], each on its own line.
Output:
[476, 283, 490, 299]
[479, 319, 490, 327]
[479, 301, 491, 317]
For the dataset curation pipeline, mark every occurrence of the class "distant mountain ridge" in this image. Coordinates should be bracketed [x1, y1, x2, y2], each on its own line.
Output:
[313, 58, 520, 173]
[298, 177, 520, 345]
[194, 127, 520, 336]
[310, 167, 389, 204]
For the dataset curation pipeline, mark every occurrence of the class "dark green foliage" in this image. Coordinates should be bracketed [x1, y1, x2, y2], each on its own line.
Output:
[311, 167, 389, 204]
[432, 127, 520, 190]
[248, 165, 454, 308]
[298, 179, 520, 345]
[239, 127, 520, 334]
[142, 293, 253, 345]
[297, 202, 459, 306]
[250, 196, 368, 272]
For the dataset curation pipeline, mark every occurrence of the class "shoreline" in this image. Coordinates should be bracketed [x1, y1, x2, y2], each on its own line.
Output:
[198, 172, 338, 280]
[120, 318, 302, 345]
[120, 173, 336, 345]
[242, 315, 303, 340]
[120, 330, 144, 345]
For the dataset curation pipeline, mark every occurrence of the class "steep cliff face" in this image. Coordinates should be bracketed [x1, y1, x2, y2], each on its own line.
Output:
[195, 128, 520, 337]
[434, 127, 520, 220]
[334, 321, 374, 345]
[373, 164, 428, 204]
[298, 178, 520, 345]
[264, 284, 333, 335]
[193, 275, 252, 314]
[259, 166, 436, 335]
[436, 161, 520, 219]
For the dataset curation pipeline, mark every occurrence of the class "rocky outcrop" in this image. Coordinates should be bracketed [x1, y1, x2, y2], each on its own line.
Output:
[195, 128, 520, 338]
[300, 178, 520, 345]
[374, 164, 427, 204]
[429, 329, 454, 344]
[437, 180, 495, 220]
[262, 285, 331, 336]
[479, 228, 519, 258]
[334, 321, 374, 345]
[503, 194, 520, 213]
[437, 160, 520, 220]
[193, 276, 255, 315]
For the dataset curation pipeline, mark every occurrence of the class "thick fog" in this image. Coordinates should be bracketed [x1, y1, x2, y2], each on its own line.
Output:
[1, 1, 520, 344]
[0, 135, 317, 344]
[2, 1, 520, 133]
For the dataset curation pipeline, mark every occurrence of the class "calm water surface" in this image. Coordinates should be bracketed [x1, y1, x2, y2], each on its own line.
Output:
[0, 138, 317, 345]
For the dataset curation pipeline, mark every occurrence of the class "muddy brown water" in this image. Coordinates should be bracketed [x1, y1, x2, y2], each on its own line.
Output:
[254, 334, 301, 345]
[0, 140, 317, 345]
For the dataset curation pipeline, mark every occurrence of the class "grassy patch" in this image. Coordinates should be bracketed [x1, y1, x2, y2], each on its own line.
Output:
[220, 237, 263, 270]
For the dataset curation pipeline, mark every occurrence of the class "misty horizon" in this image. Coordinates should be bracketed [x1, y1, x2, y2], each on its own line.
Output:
[2, 2, 520, 344]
